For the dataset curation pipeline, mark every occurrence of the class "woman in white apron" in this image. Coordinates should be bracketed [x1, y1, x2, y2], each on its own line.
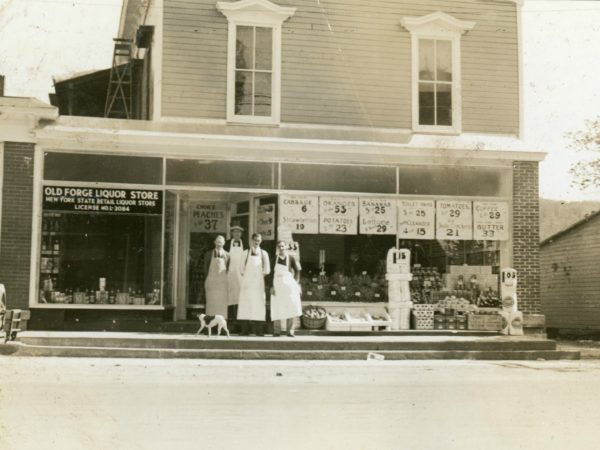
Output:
[237, 233, 270, 336]
[204, 235, 229, 317]
[270, 241, 302, 337]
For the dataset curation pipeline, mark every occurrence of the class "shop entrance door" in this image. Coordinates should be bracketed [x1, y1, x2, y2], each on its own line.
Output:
[172, 191, 279, 321]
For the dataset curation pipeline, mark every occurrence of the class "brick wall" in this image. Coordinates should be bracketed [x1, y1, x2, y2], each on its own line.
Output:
[0, 142, 35, 309]
[512, 161, 540, 314]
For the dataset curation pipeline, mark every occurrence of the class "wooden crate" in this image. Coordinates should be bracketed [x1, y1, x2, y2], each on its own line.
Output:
[468, 314, 505, 331]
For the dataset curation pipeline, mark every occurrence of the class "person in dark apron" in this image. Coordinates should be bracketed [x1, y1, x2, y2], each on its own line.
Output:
[203, 235, 229, 317]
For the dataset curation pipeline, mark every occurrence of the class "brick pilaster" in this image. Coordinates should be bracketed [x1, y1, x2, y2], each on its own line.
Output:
[0, 142, 35, 309]
[512, 161, 540, 314]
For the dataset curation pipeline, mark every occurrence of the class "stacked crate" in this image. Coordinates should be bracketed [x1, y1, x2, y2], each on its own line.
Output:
[411, 304, 435, 330]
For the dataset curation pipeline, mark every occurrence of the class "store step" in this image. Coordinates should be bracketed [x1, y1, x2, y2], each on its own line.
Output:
[11, 331, 580, 360]
[160, 321, 500, 337]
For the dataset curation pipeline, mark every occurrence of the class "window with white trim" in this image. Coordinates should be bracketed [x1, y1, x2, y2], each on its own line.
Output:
[402, 12, 475, 134]
[235, 25, 273, 117]
[217, 0, 296, 124]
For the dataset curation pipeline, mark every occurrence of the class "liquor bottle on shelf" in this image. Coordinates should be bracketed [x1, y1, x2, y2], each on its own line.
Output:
[108, 290, 115, 304]
[53, 237, 60, 252]
[42, 236, 48, 252]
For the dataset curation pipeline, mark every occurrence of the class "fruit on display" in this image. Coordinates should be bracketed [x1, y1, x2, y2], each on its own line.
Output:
[302, 305, 327, 320]
[328, 312, 347, 322]
[477, 287, 501, 308]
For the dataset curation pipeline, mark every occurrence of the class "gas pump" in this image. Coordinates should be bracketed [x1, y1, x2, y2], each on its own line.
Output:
[386, 248, 412, 330]
[499, 268, 523, 336]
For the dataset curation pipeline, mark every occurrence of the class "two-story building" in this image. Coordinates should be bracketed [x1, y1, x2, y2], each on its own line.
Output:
[0, 0, 545, 332]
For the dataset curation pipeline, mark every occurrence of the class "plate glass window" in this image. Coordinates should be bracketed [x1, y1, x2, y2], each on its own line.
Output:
[235, 25, 273, 117]
[418, 39, 452, 127]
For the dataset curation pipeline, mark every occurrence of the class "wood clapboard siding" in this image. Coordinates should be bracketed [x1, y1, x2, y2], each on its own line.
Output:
[162, 0, 519, 133]
[540, 215, 600, 331]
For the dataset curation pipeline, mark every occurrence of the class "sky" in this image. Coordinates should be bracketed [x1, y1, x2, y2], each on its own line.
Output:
[1, 0, 600, 202]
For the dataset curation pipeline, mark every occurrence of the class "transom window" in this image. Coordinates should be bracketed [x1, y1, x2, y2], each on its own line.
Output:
[235, 25, 273, 117]
[418, 39, 453, 127]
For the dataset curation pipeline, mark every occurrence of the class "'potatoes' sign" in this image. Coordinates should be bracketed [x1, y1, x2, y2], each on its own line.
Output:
[43, 186, 163, 215]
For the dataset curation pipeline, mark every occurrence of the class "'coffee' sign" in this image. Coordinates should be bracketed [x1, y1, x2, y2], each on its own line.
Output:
[43, 186, 163, 215]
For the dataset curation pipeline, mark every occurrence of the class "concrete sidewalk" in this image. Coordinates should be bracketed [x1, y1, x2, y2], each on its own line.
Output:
[557, 340, 600, 359]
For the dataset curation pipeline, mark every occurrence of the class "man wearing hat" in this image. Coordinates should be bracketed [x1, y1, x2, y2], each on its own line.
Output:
[224, 224, 246, 327]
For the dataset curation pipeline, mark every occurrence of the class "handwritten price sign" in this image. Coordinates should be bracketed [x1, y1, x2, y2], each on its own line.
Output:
[278, 195, 319, 234]
[319, 196, 358, 234]
[473, 201, 509, 240]
[435, 200, 473, 240]
[359, 198, 396, 234]
[398, 199, 435, 239]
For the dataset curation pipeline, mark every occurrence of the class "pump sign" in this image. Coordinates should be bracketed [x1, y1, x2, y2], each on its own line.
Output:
[43, 186, 163, 215]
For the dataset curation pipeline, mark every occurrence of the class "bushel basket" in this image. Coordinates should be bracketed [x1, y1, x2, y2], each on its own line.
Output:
[301, 315, 326, 330]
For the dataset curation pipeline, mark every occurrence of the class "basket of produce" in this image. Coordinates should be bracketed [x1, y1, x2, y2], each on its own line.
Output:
[301, 305, 328, 329]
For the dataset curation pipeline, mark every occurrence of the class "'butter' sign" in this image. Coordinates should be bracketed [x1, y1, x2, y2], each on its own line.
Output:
[43, 186, 163, 215]
[473, 201, 509, 240]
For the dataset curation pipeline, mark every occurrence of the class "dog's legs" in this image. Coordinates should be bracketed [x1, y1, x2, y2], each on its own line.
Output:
[223, 323, 230, 337]
[196, 323, 206, 336]
[208, 326, 212, 337]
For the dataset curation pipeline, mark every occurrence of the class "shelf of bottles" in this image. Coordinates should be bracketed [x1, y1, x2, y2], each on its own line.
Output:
[38, 212, 162, 306]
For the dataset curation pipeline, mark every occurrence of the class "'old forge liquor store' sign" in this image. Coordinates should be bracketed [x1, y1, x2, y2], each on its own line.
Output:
[43, 186, 163, 215]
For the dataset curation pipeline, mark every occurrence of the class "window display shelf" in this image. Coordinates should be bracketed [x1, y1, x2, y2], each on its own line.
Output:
[31, 304, 166, 310]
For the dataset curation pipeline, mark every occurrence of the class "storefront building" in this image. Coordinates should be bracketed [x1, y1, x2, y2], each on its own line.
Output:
[0, 0, 545, 332]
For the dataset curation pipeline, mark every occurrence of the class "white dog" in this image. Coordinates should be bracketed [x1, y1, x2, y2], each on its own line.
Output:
[196, 313, 230, 337]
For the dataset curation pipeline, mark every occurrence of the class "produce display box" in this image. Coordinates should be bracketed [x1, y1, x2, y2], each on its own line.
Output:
[467, 313, 505, 331]
[346, 310, 372, 331]
[326, 307, 352, 331]
[364, 307, 392, 331]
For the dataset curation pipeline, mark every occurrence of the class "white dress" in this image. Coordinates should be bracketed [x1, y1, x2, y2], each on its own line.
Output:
[270, 255, 302, 321]
[237, 249, 269, 321]
[227, 240, 244, 306]
[204, 251, 228, 317]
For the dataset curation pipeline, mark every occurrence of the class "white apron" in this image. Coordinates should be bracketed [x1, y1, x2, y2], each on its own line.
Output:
[227, 241, 244, 306]
[237, 251, 266, 321]
[270, 257, 302, 321]
[204, 252, 228, 317]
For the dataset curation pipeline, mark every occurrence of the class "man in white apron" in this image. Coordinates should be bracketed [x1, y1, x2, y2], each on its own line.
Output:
[269, 241, 302, 337]
[237, 233, 270, 336]
[203, 235, 229, 317]
[224, 225, 245, 326]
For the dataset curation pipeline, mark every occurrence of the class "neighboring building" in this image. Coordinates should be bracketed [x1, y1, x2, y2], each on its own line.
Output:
[541, 212, 600, 337]
[0, 0, 546, 332]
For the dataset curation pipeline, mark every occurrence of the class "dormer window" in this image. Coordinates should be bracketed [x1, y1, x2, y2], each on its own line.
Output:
[401, 12, 475, 134]
[217, 0, 296, 125]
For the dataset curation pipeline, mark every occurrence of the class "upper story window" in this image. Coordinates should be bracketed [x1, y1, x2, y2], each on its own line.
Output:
[402, 12, 475, 134]
[217, 0, 296, 125]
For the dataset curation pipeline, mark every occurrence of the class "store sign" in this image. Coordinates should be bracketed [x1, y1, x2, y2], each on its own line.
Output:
[256, 203, 276, 240]
[473, 201, 509, 240]
[42, 186, 162, 215]
[190, 201, 228, 233]
[278, 194, 319, 234]
[359, 198, 396, 234]
[397, 199, 435, 239]
[319, 196, 358, 234]
[436, 200, 473, 240]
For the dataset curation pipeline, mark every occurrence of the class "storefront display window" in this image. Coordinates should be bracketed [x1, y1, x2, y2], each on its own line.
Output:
[39, 186, 163, 305]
